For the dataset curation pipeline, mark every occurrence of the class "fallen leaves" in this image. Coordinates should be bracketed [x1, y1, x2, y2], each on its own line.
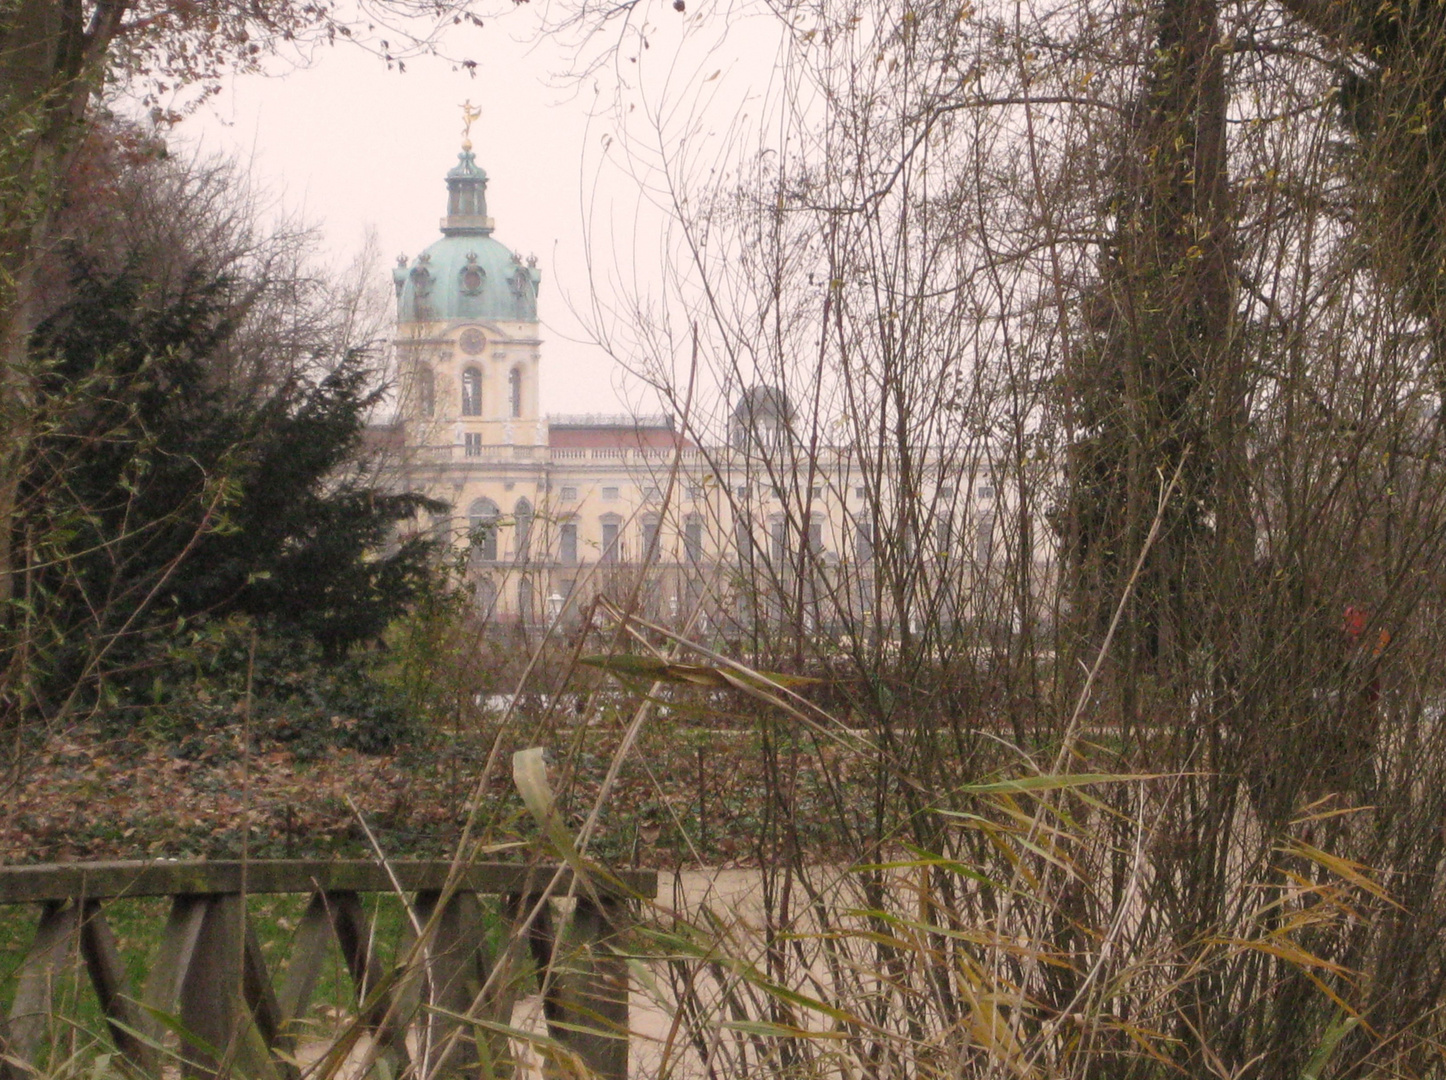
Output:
[1, 714, 865, 868]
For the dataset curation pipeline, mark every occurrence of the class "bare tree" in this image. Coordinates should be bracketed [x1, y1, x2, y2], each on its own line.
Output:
[552, 0, 1446, 1071]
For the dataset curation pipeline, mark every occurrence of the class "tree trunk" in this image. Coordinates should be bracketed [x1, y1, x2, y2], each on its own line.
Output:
[0, 1, 124, 623]
[1071, 0, 1239, 680]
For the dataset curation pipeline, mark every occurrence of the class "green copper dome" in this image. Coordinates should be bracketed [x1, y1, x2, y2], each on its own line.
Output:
[393, 149, 542, 324]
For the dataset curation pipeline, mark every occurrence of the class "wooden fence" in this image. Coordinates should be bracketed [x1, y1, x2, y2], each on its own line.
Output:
[0, 860, 657, 1080]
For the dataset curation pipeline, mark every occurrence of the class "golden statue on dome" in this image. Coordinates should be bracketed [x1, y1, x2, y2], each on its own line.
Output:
[460, 100, 482, 151]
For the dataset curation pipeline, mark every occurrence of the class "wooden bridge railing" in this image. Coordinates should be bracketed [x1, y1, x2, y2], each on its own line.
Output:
[0, 860, 657, 1080]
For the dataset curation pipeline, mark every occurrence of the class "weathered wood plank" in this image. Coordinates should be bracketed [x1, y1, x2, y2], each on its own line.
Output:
[0, 862, 656, 905]
[3, 902, 78, 1080]
[413, 890, 492, 1079]
[275, 893, 331, 1030]
[142, 893, 207, 1048]
[537, 897, 630, 1080]
[0, 1016, 19, 1080]
[76, 901, 152, 1075]
[387, 905, 425, 1069]
[471, 897, 531, 1080]
[328, 893, 387, 1029]
[177, 894, 241, 1080]
[177, 895, 280, 1080]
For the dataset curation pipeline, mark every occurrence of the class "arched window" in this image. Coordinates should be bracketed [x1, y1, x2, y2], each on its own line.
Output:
[461, 367, 482, 416]
[416, 366, 435, 418]
[509, 367, 523, 418]
[514, 498, 533, 561]
[468, 498, 500, 561]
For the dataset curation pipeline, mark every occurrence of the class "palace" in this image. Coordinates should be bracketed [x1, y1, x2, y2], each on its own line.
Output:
[386, 136, 1029, 634]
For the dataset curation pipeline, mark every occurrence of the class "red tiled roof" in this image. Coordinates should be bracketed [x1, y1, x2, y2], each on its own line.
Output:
[548, 425, 695, 450]
[362, 423, 405, 452]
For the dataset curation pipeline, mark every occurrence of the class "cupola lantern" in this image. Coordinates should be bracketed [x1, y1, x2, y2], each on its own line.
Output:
[442, 149, 493, 236]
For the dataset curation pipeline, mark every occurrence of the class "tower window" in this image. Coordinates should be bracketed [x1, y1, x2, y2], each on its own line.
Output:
[462, 367, 482, 416]
[417, 366, 435, 418]
[509, 367, 523, 418]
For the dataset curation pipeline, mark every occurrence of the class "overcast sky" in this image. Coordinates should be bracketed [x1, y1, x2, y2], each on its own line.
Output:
[157, 5, 764, 417]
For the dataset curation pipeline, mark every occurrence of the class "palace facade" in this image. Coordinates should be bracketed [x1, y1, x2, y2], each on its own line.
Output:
[386, 139, 1035, 634]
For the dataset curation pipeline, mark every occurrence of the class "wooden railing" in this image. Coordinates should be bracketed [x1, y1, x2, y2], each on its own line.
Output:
[0, 860, 657, 1080]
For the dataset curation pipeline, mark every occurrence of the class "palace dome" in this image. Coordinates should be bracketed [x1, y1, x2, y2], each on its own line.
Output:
[393, 148, 541, 325]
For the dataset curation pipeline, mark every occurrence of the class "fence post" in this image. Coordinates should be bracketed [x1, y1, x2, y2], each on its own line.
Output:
[414, 890, 489, 1079]
[177, 895, 279, 1080]
[2, 902, 77, 1080]
[537, 895, 629, 1080]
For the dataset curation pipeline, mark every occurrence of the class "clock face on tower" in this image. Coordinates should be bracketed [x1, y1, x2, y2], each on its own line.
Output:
[459, 328, 486, 355]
